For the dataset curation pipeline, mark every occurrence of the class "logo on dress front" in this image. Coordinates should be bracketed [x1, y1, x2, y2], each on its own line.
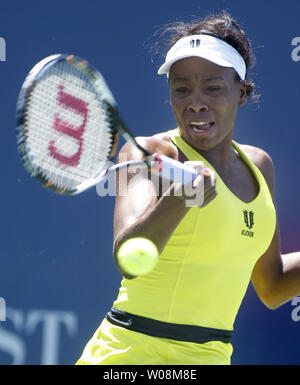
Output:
[243, 210, 254, 229]
[241, 210, 255, 237]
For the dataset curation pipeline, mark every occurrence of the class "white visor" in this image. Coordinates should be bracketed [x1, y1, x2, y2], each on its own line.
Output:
[158, 34, 246, 80]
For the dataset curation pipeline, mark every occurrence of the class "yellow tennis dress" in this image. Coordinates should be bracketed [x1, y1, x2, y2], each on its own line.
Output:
[76, 129, 276, 365]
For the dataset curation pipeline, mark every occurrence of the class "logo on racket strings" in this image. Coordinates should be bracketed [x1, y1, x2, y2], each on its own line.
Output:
[48, 84, 88, 167]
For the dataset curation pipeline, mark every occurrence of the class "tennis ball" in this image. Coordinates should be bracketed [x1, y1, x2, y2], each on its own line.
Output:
[117, 237, 159, 277]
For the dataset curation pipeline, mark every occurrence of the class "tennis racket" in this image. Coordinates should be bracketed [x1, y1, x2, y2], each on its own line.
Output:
[16, 54, 198, 195]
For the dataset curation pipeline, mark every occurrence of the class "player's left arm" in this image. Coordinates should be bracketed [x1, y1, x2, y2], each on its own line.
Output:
[249, 146, 300, 309]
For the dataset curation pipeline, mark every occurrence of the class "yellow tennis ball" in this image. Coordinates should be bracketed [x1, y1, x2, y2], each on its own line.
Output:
[117, 237, 159, 277]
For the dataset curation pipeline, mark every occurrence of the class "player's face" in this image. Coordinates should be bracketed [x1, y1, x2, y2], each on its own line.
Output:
[169, 57, 246, 151]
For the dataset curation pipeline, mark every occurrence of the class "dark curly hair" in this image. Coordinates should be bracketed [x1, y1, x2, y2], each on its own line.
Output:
[152, 11, 259, 103]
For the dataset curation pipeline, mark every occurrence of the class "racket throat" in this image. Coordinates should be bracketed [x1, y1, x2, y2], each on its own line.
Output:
[104, 101, 152, 158]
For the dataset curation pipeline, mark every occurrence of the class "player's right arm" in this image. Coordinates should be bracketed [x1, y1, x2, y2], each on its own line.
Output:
[112, 136, 216, 278]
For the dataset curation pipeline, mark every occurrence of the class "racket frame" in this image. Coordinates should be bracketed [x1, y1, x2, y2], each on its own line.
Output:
[16, 54, 153, 194]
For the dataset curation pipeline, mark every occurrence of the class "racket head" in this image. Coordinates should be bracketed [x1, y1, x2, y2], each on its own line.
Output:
[16, 54, 121, 194]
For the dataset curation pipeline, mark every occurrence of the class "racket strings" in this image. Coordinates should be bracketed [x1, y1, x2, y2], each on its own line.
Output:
[24, 61, 114, 191]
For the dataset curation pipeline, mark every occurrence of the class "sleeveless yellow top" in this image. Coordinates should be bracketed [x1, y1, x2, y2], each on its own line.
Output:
[113, 129, 276, 331]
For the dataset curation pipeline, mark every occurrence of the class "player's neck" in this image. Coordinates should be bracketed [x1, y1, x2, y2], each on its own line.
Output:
[191, 131, 237, 174]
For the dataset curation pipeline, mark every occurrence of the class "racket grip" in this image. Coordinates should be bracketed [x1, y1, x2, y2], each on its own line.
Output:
[152, 154, 198, 185]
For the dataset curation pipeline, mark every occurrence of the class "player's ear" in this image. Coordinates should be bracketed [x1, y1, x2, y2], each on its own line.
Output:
[238, 81, 247, 107]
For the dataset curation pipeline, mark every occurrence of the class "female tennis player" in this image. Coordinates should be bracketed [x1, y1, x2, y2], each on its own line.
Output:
[76, 12, 300, 365]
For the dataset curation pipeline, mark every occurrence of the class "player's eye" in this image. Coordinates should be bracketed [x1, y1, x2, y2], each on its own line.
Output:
[206, 86, 222, 92]
[175, 87, 189, 93]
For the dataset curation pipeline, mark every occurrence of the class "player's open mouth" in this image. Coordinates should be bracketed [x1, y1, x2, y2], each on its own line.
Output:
[189, 121, 215, 134]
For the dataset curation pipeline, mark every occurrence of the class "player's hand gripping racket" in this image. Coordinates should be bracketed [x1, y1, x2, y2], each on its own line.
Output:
[16, 54, 198, 194]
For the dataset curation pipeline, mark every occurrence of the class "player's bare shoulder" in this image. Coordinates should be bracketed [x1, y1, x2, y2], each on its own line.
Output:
[238, 142, 275, 195]
[238, 143, 273, 169]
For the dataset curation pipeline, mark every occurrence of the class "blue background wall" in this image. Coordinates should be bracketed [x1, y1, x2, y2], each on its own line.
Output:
[0, 0, 300, 364]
